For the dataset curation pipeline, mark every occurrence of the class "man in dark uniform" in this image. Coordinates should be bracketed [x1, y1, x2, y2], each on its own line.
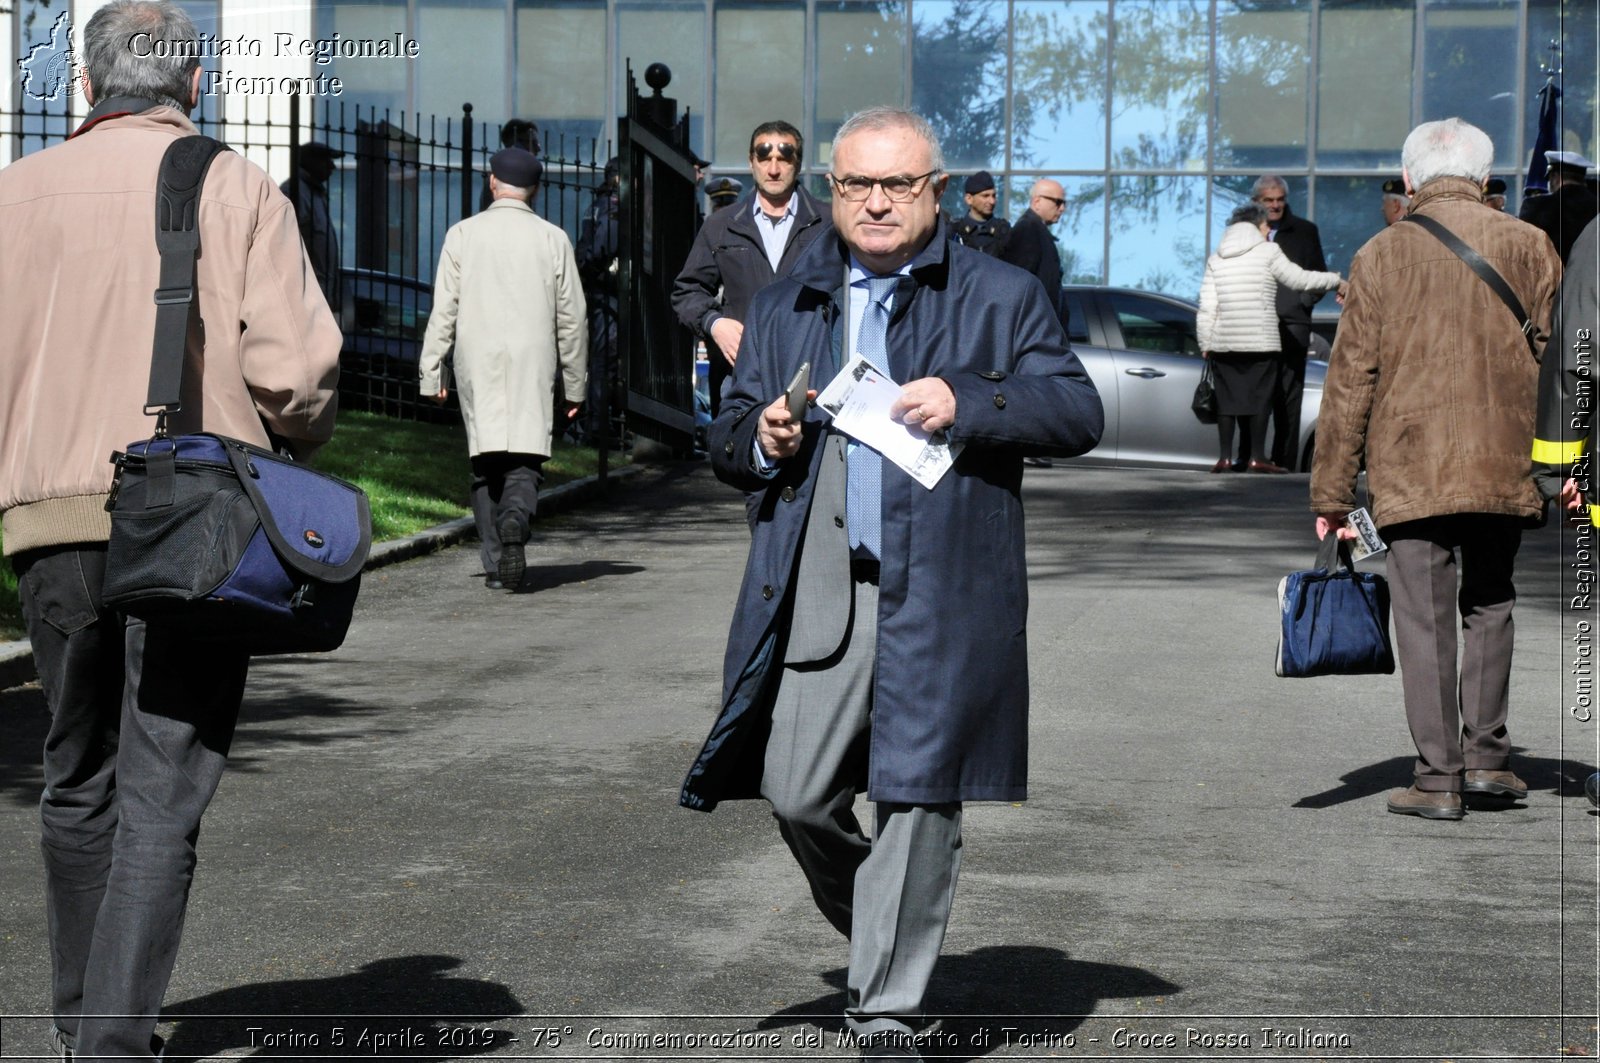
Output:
[705, 175, 742, 212]
[999, 177, 1066, 324]
[1253, 175, 1329, 470]
[948, 170, 1010, 256]
[1520, 150, 1599, 264]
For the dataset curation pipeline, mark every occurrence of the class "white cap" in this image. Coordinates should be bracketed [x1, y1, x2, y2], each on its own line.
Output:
[1545, 150, 1596, 171]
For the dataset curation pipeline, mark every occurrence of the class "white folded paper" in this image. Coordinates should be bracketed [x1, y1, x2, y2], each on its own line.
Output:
[814, 354, 963, 490]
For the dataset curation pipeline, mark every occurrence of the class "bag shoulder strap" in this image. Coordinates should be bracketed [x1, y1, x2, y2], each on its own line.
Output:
[149, 135, 231, 424]
[1402, 213, 1538, 355]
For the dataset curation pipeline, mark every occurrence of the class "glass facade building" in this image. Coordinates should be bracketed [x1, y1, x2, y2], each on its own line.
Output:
[9, 0, 1597, 296]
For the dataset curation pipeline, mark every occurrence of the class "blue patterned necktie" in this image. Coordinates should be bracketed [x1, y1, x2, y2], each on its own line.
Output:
[846, 276, 897, 558]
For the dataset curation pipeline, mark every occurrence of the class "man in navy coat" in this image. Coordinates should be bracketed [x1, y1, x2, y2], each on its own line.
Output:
[679, 107, 1103, 1060]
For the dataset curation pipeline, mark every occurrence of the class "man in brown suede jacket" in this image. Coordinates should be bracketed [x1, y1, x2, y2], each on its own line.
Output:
[1311, 117, 1562, 822]
[0, 2, 339, 1057]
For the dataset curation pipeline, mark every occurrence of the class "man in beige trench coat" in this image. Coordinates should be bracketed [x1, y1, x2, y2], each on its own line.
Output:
[421, 147, 588, 590]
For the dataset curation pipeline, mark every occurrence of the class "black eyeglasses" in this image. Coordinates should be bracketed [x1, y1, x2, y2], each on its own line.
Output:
[829, 170, 940, 203]
[1038, 194, 1066, 208]
[752, 142, 798, 163]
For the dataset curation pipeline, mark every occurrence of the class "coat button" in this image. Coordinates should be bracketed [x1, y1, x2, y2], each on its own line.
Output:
[762, 585, 774, 600]
[724, 441, 736, 456]
[780, 486, 796, 502]
[833, 515, 844, 528]
[980, 370, 1005, 381]
[993, 393, 1007, 409]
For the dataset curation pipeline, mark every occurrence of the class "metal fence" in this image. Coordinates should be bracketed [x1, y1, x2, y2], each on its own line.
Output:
[0, 96, 613, 426]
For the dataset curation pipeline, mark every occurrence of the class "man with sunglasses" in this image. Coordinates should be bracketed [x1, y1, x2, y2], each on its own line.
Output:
[673, 121, 828, 416]
[680, 107, 1102, 1060]
[999, 177, 1068, 326]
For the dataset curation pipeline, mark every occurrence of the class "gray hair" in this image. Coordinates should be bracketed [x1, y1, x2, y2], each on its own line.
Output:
[82, 0, 199, 111]
[1250, 175, 1288, 202]
[833, 106, 945, 176]
[1383, 191, 1410, 207]
[1402, 118, 1494, 188]
[1227, 203, 1269, 227]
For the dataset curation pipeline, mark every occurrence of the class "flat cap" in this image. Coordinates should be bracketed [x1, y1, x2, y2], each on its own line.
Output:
[491, 147, 542, 187]
[1381, 178, 1406, 196]
[964, 170, 996, 195]
[301, 141, 345, 160]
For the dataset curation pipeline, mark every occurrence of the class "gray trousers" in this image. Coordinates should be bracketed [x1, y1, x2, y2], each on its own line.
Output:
[1385, 515, 1522, 792]
[762, 576, 963, 1038]
[470, 452, 543, 574]
[14, 546, 248, 1062]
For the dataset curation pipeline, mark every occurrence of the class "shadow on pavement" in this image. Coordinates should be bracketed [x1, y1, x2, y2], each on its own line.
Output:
[161, 955, 521, 1061]
[756, 945, 1181, 1061]
[1293, 747, 1598, 808]
[512, 559, 646, 594]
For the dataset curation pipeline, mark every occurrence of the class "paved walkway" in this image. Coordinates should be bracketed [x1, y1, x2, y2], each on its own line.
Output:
[0, 462, 1594, 1061]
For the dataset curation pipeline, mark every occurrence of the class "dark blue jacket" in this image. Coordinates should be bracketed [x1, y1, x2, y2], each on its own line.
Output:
[680, 221, 1103, 811]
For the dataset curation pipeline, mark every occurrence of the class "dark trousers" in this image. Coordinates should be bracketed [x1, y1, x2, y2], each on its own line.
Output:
[1384, 515, 1522, 792]
[471, 452, 544, 575]
[1270, 322, 1310, 468]
[15, 545, 248, 1062]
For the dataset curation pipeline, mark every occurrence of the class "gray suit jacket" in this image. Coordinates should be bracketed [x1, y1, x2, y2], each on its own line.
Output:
[785, 431, 851, 663]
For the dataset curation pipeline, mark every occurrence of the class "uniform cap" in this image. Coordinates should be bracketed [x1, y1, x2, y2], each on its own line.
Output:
[963, 171, 996, 195]
[491, 147, 542, 187]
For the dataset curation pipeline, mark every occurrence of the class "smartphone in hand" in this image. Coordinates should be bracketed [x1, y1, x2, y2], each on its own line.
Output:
[784, 362, 811, 419]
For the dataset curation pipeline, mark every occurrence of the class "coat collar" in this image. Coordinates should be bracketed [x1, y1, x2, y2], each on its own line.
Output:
[71, 96, 181, 139]
[1408, 175, 1488, 212]
[486, 197, 536, 215]
[726, 184, 823, 240]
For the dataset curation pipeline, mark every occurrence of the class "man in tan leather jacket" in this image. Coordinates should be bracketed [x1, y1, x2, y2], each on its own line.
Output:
[1312, 117, 1562, 823]
[0, 3, 339, 1057]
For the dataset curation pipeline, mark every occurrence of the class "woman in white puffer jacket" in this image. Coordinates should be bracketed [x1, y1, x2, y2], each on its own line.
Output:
[1197, 203, 1344, 473]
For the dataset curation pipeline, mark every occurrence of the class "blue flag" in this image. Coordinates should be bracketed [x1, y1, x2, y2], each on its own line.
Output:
[1526, 79, 1562, 193]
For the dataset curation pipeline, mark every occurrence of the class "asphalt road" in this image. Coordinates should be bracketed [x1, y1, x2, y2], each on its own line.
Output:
[0, 461, 1595, 1062]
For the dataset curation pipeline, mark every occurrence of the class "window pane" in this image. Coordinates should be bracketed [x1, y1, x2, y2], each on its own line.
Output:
[1109, 0, 1208, 172]
[1215, 0, 1311, 171]
[912, 0, 1007, 171]
[1011, 0, 1107, 170]
[1011, 175, 1105, 284]
[1061, 289, 1093, 344]
[1423, 2, 1518, 168]
[1311, 175, 1392, 275]
[815, 1, 907, 167]
[1107, 175, 1208, 297]
[1317, 0, 1414, 169]
[715, 2, 805, 166]
[417, 0, 507, 129]
[1107, 291, 1201, 355]
[315, 0, 407, 116]
[517, 0, 606, 146]
[617, 0, 708, 154]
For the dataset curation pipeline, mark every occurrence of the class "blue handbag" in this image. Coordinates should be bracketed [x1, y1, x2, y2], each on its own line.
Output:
[99, 135, 369, 655]
[1276, 535, 1396, 678]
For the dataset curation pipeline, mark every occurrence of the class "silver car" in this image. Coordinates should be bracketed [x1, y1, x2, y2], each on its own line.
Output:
[1060, 285, 1327, 471]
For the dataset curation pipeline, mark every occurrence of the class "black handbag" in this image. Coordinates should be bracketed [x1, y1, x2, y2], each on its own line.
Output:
[100, 136, 370, 655]
[1192, 360, 1219, 424]
[1275, 535, 1395, 678]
